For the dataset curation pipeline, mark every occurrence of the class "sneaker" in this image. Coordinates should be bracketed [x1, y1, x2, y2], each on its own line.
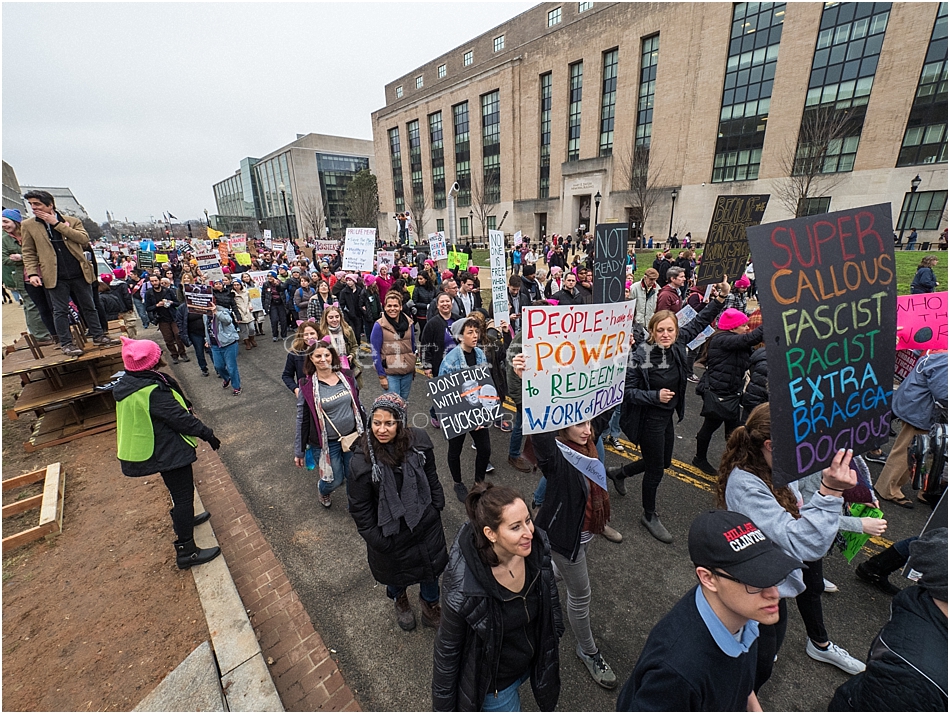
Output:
[61, 343, 84, 357]
[498, 420, 513, 433]
[687, 374, 700, 383]
[606, 435, 626, 452]
[576, 647, 617, 690]
[805, 639, 865, 675]
[92, 334, 121, 347]
[222, 379, 231, 389]
[201, 369, 209, 377]
[864, 451, 890, 465]
[470, 442, 477, 451]
[823, 578, 838, 593]
[318, 492, 331, 508]
[430, 417, 439, 428]
[172, 357, 179, 364]
[233, 388, 242, 396]
[691, 456, 717, 476]
[178, 354, 190, 362]
[601, 524, 623, 543]
[454, 482, 468, 503]
[485, 462, 495, 474]
[273, 337, 279, 342]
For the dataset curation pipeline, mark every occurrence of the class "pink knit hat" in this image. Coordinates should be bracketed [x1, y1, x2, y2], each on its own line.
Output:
[718, 308, 749, 331]
[734, 275, 751, 289]
[121, 337, 162, 371]
[99, 273, 113, 284]
[364, 274, 377, 285]
[113, 268, 126, 280]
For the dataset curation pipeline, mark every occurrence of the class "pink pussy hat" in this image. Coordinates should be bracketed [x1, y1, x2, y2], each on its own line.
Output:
[121, 337, 162, 371]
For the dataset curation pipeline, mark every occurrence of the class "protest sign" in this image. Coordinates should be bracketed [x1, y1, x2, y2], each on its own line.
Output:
[286, 242, 296, 261]
[263, 229, 272, 241]
[230, 234, 247, 253]
[183, 284, 215, 314]
[316, 240, 337, 255]
[136, 250, 154, 269]
[271, 241, 285, 253]
[343, 228, 376, 271]
[235, 252, 252, 266]
[247, 270, 270, 287]
[218, 241, 230, 263]
[429, 232, 447, 260]
[195, 251, 224, 282]
[676, 304, 697, 326]
[593, 223, 628, 303]
[521, 301, 636, 434]
[695, 195, 770, 286]
[155, 253, 169, 263]
[428, 365, 500, 439]
[248, 285, 263, 312]
[841, 503, 885, 563]
[687, 325, 715, 351]
[489, 230, 508, 328]
[514, 230, 523, 247]
[894, 349, 921, 382]
[747, 203, 897, 486]
[896, 292, 948, 351]
[447, 251, 469, 271]
[376, 250, 396, 268]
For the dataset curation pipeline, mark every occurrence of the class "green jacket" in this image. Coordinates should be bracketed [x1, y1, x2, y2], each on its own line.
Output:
[2, 230, 26, 291]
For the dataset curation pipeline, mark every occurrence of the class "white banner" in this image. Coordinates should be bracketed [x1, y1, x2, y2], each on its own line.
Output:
[376, 250, 396, 268]
[316, 240, 337, 255]
[489, 229, 508, 329]
[263, 229, 272, 241]
[428, 232, 447, 260]
[514, 230, 523, 247]
[229, 234, 247, 253]
[195, 251, 224, 282]
[521, 301, 636, 434]
[343, 228, 376, 272]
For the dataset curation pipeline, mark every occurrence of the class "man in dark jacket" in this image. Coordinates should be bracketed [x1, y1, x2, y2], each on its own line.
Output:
[521, 264, 543, 302]
[145, 275, 189, 362]
[575, 267, 593, 303]
[262, 271, 288, 340]
[830, 528, 947, 712]
[653, 251, 672, 286]
[654, 267, 685, 313]
[553, 272, 582, 305]
[741, 347, 768, 422]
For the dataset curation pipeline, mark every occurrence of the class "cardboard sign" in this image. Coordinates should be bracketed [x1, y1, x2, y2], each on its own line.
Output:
[155, 253, 169, 263]
[263, 229, 272, 241]
[248, 285, 263, 312]
[271, 241, 285, 253]
[696, 195, 770, 286]
[428, 364, 500, 439]
[593, 223, 628, 303]
[896, 292, 948, 351]
[183, 284, 215, 314]
[316, 240, 337, 255]
[428, 232, 447, 260]
[514, 230, 523, 247]
[235, 252, 252, 266]
[447, 251, 469, 271]
[343, 228, 376, 271]
[489, 230, 508, 328]
[521, 301, 635, 434]
[377, 251, 396, 268]
[746, 203, 897, 486]
[136, 250, 154, 269]
[230, 234, 247, 253]
[195, 251, 224, 282]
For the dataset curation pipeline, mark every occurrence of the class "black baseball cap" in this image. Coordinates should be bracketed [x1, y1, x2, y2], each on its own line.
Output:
[688, 510, 805, 589]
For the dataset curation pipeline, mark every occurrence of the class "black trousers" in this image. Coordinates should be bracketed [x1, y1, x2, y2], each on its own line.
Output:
[447, 427, 491, 484]
[161, 463, 196, 543]
[638, 408, 676, 514]
[269, 304, 287, 338]
[795, 557, 829, 644]
[754, 599, 788, 693]
[695, 413, 741, 461]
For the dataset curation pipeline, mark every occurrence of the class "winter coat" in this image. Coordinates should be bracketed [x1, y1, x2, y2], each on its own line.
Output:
[722, 291, 749, 314]
[109, 280, 134, 312]
[146, 286, 180, 323]
[262, 281, 283, 312]
[360, 290, 382, 325]
[654, 284, 682, 314]
[630, 280, 658, 326]
[281, 352, 307, 392]
[439, 344, 487, 376]
[100, 290, 123, 321]
[20, 214, 94, 289]
[505, 331, 524, 406]
[346, 428, 448, 588]
[432, 522, 563, 712]
[2, 230, 27, 290]
[232, 289, 254, 323]
[339, 284, 362, 320]
[174, 304, 192, 348]
[204, 306, 240, 348]
[829, 585, 947, 712]
[114, 370, 214, 477]
[521, 275, 542, 301]
[741, 347, 769, 410]
[702, 325, 764, 396]
[891, 352, 948, 430]
[413, 282, 437, 316]
[293, 286, 315, 314]
[910, 266, 938, 294]
[553, 288, 582, 305]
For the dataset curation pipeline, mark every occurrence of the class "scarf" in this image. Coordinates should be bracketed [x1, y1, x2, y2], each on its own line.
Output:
[557, 435, 610, 535]
[366, 436, 432, 537]
[310, 374, 363, 482]
[384, 310, 409, 339]
[327, 323, 347, 359]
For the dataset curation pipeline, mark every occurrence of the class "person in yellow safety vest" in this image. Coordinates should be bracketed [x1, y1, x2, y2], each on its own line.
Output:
[113, 337, 223, 569]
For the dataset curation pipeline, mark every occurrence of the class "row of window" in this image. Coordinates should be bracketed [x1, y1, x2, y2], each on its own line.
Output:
[393, 3, 595, 99]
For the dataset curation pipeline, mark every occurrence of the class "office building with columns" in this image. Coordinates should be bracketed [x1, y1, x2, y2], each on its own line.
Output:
[371, 1, 947, 247]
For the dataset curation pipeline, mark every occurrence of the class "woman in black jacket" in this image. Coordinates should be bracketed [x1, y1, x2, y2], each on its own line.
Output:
[692, 308, 764, 474]
[609, 277, 732, 544]
[348, 393, 448, 632]
[741, 346, 768, 422]
[433, 482, 563, 712]
[281, 320, 320, 395]
[413, 271, 437, 337]
[910, 255, 939, 294]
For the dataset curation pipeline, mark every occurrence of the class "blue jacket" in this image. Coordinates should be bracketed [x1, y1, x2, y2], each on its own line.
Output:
[892, 352, 948, 430]
[910, 266, 938, 294]
[438, 344, 487, 376]
[204, 306, 240, 348]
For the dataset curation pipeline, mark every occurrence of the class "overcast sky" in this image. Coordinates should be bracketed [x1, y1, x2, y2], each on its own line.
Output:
[3, 2, 533, 223]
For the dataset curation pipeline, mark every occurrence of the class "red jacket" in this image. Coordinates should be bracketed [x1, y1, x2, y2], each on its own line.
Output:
[655, 284, 683, 314]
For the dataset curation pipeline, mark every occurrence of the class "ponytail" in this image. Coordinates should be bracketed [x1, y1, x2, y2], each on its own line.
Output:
[465, 482, 524, 567]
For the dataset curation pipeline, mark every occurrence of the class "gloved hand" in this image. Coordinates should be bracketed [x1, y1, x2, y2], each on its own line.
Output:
[207, 434, 221, 451]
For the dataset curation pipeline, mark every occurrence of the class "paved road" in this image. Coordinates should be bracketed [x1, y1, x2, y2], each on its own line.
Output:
[162, 324, 931, 712]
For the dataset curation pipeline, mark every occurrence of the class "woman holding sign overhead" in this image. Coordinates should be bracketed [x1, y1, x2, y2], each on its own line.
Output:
[609, 276, 732, 544]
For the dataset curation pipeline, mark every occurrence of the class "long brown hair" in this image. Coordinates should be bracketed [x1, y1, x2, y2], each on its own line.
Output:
[715, 403, 800, 517]
[362, 405, 411, 467]
[465, 482, 525, 567]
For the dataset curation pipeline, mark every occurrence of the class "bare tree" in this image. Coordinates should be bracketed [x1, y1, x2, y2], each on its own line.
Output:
[298, 191, 327, 239]
[775, 106, 855, 217]
[470, 170, 499, 242]
[409, 189, 429, 245]
[618, 142, 666, 240]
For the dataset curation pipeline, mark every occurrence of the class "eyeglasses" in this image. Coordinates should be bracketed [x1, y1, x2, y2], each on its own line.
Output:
[712, 570, 786, 595]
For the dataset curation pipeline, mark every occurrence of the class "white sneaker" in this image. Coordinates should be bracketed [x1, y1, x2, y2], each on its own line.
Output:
[805, 640, 865, 675]
[823, 578, 838, 593]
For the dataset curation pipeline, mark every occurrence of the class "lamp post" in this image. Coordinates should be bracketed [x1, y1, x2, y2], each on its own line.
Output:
[203, 208, 209, 227]
[594, 191, 602, 230]
[278, 182, 293, 243]
[469, 210, 474, 241]
[897, 174, 922, 245]
[668, 188, 678, 245]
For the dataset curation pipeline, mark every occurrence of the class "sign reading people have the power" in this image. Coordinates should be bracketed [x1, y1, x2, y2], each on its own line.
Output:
[746, 203, 897, 486]
[521, 302, 635, 434]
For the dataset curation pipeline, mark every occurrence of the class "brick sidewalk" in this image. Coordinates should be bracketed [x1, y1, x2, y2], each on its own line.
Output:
[193, 444, 360, 712]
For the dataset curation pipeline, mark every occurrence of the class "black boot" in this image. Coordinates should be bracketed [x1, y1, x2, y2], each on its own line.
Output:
[606, 467, 628, 496]
[175, 538, 221, 569]
[856, 546, 906, 596]
[170, 509, 211, 526]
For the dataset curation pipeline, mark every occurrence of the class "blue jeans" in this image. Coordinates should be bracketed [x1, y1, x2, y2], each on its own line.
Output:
[596, 433, 606, 463]
[387, 372, 413, 402]
[317, 439, 353, 496]
[210, 340, 241, 390]
[387, 580, 440, 603]
[533, 476, 547, 507]
[133, 298, 149, 327]
[609, 408, 622, 438]
[482, 673, 529, 712]
[509, 406, 524, 459]
[188, 331, 208, 372]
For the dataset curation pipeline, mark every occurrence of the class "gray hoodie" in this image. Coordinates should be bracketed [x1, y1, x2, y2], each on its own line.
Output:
[724, 467, 843, 598]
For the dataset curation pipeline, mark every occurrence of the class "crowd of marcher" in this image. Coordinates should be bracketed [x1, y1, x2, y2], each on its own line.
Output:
[20, 212, 942, 713]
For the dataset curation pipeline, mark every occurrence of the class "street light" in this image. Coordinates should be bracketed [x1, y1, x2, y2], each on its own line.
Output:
[594, 191, 602, 229]
[668, 188, 678, 246]
[278, 182, 293, 243]
[469, 210, 474, 240]
[898, 175, 923, 244]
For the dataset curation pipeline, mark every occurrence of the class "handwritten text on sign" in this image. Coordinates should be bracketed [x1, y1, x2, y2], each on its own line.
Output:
[342, 228, 376, 272]
[521, 301, 635, 434]
[428, 365, 499, 439]
[696, 194, 769, 286]
[747, 203, 896, 486]
[489, 230, 509, 328]
[428, 232, 447, 260]
[593, 223, 628, 303]
[897, 292, 948, 351]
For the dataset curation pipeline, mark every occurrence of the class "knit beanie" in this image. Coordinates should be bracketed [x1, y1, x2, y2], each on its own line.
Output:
[718, 308, 750, 331]
[908, 527, 948, 602]
[99, 273, 113, 284]
[2, 208, 22, 223]
[734, 275, 751, 289]
[113, 268, 127, 280]
[121, 337, 162, 371]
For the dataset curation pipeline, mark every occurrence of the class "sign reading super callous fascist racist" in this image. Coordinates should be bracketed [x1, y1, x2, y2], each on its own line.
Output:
[746, 204, 897, 486]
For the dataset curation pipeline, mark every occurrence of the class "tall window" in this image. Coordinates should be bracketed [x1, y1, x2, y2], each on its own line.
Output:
[430, 112, 446, 209]
[316, 153, 370, 233]
[486, 216, 497, 231]
[438, 64, 447, 79]
[713, 3, 786, 182]
[539, 72, 553, 198]
[599, 49, 619, 156]
[415, 76, 424, 89]
[395, 86, 403, 99]
[388, 127, 405, 212]
[898, 2, 947, 166]
[407, 119, 423, 209]
[548, 7, 562, 26]
[482, 90, 501, 203]
[454, 102, 471, 207]
[897, 190, 948, 230]
[460, 216, 470, 236]
[494, 35, 505, 52]
[568, 61, 583, 161]
[637, 35, 659, 148]
[436, 218, 445, 232]
[464, 50, 474, 66]
[797, 2, 891, 175]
